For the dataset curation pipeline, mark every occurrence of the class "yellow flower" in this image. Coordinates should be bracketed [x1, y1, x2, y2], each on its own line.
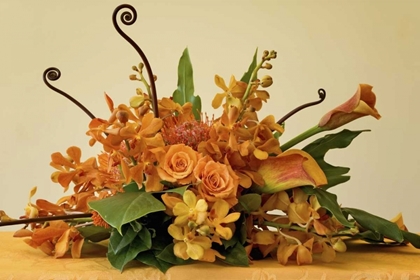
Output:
[208, 199, 240, 241]
[168, 224, 212, 260]
[173, 190, 208, 226]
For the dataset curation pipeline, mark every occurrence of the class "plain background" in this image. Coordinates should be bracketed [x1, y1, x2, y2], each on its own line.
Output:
[0, 0, 419, 233]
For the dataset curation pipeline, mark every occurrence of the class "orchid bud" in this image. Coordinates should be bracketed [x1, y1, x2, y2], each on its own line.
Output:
[260, 75, 273, 88]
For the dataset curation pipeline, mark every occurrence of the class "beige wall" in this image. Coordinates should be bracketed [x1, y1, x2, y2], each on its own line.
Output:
[0, 0, 419, 232]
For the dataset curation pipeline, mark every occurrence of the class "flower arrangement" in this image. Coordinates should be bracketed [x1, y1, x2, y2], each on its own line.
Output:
[1, 3, 419, 274]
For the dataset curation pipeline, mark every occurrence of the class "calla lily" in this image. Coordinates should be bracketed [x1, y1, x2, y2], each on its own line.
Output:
[319, 84, 381, 130]
[257, 149, 327, 193]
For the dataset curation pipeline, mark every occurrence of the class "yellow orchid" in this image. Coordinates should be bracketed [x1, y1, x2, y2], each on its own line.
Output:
[172, 190, 208, 226]
[168, 224, 212, 260]
[207, 199, 240, 242]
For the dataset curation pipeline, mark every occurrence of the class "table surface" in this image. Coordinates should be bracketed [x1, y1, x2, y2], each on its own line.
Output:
[0, 232, 419, 280]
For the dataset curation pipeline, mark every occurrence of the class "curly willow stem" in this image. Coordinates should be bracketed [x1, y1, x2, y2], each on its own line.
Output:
[43, 67, 96, 119]
[277, 88, 326, 125]
[112, 4, 159, 118]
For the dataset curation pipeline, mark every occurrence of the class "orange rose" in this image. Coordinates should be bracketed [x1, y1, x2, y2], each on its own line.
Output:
[156, 144, 199, 185]
[193, 156, 239, 207]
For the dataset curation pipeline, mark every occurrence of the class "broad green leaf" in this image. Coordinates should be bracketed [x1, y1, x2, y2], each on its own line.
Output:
[107, 236, 149, 271]
[136, 251, 173, 273]
[220, 242, 249, 267]
[156, 243, 193, 265]
[234, 194, 261, 213]
[138, 226, 152, 250]
[303, 129, 368, 190]
[160, 185, 189, 196]
[342, 207, 404, 243]
[88, 192, 166, 234]
[115, 226, 138, 253]
[302, 186, 354, 228]
[402, 231, 420, 248]
[172, 48, 201, 120]
[109, 228, 123, 253]
[76, 225, 110, 242]
[240, 48, 258, 83]
[357, 230, 383, 242]
[123, 181, 141, 192]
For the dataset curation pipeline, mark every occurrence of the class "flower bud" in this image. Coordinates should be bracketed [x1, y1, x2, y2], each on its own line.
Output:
[263, 63, 272, 69]
[116, 110, 129, 124]
[260, 75, 273, 88]
[132, 65, 138, 71]
[130, 95, 145, 108]
[129, 74, 137, 81]
[332, 238, 347, 253]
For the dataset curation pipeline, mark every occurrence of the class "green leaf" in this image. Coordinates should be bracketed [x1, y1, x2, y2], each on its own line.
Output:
[76, 225, 110, 242]
[138, 226, 152, 250]
[115, 226, 138, 253]
[123, 181, 141, 192]
[88, 192, 166, 234]
[156, 243, 193, 265]
[220, 242, 249, 267]
[402, 231, 420, 248]
[240, 48, 258, 83]
[302, 187, 354, 228]
[234, 194, 261, 213]
[130, 220, 143, 233]
[172, 48, 202, 120]
[342, 207, 404, 243]
[303, 129, 368, 190]
[107, 235, 149, 272]
[136, 251, 173, 273]
[222, 235, 238, 250]
[160, 185, 189, 196]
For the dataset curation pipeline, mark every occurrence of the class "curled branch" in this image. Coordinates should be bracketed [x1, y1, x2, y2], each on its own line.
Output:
[43, 67, 96, 119]
[112, 4, 159, 118]
[277, 88, 326, 125]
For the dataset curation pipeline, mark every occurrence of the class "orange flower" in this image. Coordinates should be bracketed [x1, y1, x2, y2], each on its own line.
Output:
[319, 84, 381, 130]
[155, 144, 200, 185]
[257, 149, 327, 193]
[193, 156, 239, 207]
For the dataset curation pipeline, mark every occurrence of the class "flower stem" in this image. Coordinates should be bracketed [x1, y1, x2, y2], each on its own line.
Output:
[280, 125, 324, 151]
[0, 213, 92, 227]
[262, 221, 307, 232]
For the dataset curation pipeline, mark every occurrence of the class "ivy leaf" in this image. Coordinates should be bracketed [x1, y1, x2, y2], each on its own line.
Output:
[342, 207, 404, 243]
[303, 129, 368, 190]
[107, 234, 149, 272]
[156, 243, 193, 265]
[240, 48, 258, 83]
[302, 186, 354, 228]
[172, 48, 202, 120]
[138, 226, 152, 250]
[234, 194, 261, 213]
[114, 226, 138, 253]
[136, 251, 173, 273]
[219, 242, 249, 267]
[88, 192, 166, 234]
[76, 225, 110, 243]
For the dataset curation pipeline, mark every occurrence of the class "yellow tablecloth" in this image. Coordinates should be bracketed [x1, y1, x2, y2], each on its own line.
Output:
[0, 232, 419, 280]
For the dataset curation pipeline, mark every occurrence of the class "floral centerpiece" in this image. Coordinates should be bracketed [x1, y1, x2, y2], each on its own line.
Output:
[1, 4, 419, 273]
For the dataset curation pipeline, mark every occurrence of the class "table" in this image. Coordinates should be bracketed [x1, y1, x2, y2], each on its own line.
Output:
[0, 232, 419, 280]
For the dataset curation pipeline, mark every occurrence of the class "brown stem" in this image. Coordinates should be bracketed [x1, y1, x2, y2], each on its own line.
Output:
[0, 213, 92, 227]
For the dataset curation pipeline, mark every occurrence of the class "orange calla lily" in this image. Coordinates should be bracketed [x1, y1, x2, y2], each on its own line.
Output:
[319, 84, 381, 130]
[257, 149, 327, 193]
